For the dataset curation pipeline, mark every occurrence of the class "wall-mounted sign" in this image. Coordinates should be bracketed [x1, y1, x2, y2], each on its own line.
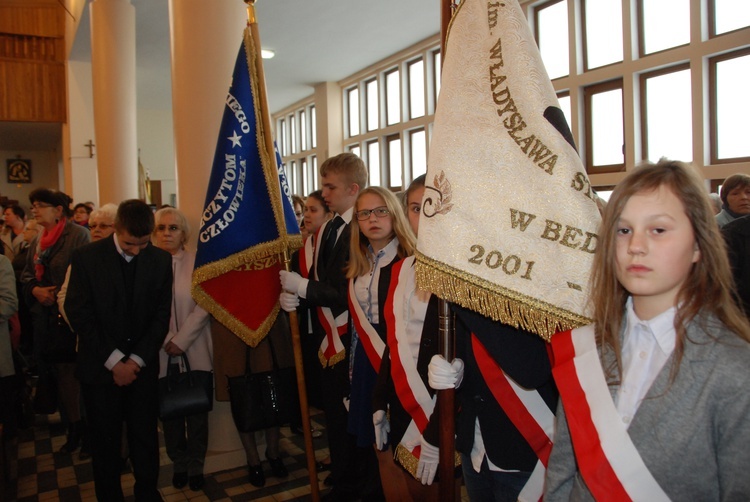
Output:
[7, 158, 32, 184]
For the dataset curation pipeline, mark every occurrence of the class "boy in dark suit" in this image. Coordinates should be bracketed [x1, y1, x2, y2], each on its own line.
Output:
[66, 200, 173, 502]
[279, 152, 370, 500]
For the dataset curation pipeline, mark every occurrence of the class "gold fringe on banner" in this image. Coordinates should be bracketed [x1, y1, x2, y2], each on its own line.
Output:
[193, 284, 281, 348]
[415, 252, 591, 341]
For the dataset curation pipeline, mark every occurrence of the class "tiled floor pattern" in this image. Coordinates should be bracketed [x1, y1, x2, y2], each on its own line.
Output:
[12, 411, 332, 502]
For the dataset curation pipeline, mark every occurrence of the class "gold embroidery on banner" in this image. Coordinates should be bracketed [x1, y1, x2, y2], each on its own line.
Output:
[423, 170, 454, 218]
[415, 251, 591, 341]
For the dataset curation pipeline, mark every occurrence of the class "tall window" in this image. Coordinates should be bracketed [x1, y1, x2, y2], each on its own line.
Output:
[711, 49, 750, 162]
[410, 128, 427, 179]
[535, 0, 569, 80]
[341, 38, 440, 190]
[275, 102, 318, 196]
[385, 69, 401, 126]
[642, 66, 692, 163]
[711, 0, 750, 36]
[366, 79, 379, 132]
[367, 140, 381, 187]
[348, 87, 360, 137]
[557, 92, 572, 133]
[387, 135, 402, 190]
[639, 0, 690, 55]
[585, 80, 624, 171]
[408, 58, 425, 119]
[583, 0, 623, 70]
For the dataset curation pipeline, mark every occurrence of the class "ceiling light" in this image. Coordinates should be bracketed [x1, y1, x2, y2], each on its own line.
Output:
[261, 49, 275, 59]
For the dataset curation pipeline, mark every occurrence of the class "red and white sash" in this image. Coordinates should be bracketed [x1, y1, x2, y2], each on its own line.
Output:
[348, 278, 386, 373]
[551, 326, 670, 502]
[472, 335, 554, 502]
[298, 235, 314, 279]
[313, 220, 347, 367]
[382, 258, 437, 474]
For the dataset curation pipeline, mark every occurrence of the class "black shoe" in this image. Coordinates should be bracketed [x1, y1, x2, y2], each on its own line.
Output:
[316, 461, 331, 472]
[324, 473, 335, 486]
[172, 471, 188, 489]
[188, 474, 205, 491]
[248, 464, 265, 487]
[59, 421, 83, 453]
[266, 451, 288, 478]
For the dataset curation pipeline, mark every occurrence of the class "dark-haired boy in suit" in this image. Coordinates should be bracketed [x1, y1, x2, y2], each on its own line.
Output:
[66, 200, 172, 502]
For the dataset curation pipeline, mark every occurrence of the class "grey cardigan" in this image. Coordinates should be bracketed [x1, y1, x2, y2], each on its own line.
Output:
[544, 317, 750, 501]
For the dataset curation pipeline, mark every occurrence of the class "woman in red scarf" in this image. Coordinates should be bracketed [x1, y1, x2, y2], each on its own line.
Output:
[21, 189, 90, 454]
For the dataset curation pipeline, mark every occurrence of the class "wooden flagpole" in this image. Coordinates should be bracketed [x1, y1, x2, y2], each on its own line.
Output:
[245, 2, 320, 500]
[438, 2, 457, 501]
[437, 0, 456, 502]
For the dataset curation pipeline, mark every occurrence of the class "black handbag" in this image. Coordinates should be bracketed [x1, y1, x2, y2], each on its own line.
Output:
[158, 353, 214, 420]
[227, 337, 295, 432]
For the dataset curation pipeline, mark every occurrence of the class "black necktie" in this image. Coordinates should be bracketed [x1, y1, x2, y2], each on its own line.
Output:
[322, 216, 344, 263]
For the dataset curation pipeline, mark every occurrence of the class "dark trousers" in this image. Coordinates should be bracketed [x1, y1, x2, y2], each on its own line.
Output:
[320, 359, 357, 490]
[461, 453, 531, 502]
[162, 412, 208, 476]
[81, 370, 161, 502]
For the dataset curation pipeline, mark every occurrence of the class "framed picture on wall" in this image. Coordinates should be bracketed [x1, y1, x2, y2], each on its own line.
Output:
[7, 158, 32, 184]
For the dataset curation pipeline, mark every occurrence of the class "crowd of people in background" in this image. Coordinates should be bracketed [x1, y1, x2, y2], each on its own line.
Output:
[0, 157, 749, 501]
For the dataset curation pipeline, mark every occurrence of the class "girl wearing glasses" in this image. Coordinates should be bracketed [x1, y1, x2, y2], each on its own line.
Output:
[344, 186, 416, 496]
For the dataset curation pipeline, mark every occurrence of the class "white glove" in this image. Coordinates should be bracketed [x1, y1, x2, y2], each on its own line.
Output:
[279, 291, 300, 312]
[373, 410, 390, 451]
[428, 355, 464, 390]
[416, 435, 439, 485]
[279, 270, 309, 298]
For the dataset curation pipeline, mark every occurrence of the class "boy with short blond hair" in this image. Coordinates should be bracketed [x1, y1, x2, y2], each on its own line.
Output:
[279, 152, 375, 499]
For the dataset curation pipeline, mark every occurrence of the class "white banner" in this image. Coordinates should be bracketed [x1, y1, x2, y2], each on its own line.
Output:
[416, 0, 601, 339]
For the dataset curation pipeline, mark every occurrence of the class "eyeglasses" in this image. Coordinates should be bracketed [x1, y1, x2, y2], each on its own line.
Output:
[355, 206, 390, 221]
[89, 223, 113, 230]
[31, 202, 53, 210]
[156, 224, 181, 232]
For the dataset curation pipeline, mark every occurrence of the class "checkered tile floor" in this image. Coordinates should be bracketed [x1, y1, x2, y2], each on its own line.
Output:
[11, 410, 332, 501]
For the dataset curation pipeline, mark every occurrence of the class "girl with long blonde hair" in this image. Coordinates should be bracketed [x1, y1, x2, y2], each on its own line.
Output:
[344, 186, 415, 496]
[545, 160, 750, 500]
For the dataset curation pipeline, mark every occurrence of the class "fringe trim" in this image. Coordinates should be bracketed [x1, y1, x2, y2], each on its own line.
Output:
[192, 284, 279, 348]
[318, 348, 346, 368]
[192, 237, 300, 284]
[415, 251, 591, 342]
[393, 443, 462, 480]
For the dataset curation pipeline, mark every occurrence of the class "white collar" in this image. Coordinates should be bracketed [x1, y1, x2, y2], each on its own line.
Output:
[625, 297, 677, 355]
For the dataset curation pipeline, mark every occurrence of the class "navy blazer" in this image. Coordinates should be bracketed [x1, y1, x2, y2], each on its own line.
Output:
[65, 235, 173, 385]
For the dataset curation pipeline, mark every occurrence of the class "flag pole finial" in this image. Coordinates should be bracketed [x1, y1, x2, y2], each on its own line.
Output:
[245, 0, 256, 24]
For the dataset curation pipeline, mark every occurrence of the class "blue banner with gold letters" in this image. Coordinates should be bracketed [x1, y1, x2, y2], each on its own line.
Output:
[192, 29, 301, 347]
